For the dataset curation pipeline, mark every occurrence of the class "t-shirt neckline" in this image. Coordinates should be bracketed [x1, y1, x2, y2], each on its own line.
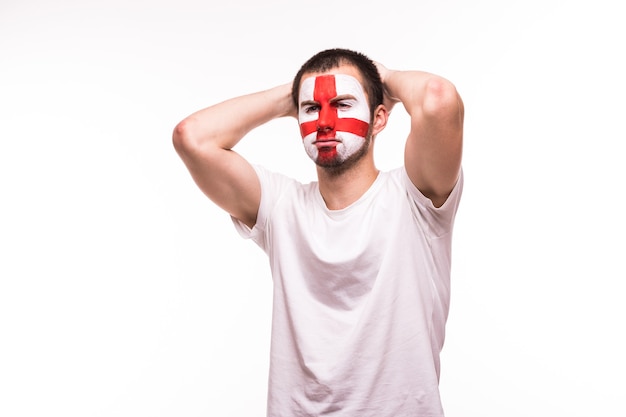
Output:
[314, 170, 386, 218]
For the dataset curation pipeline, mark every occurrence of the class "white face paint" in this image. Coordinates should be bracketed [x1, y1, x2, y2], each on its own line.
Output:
[298, 74, 371, 165]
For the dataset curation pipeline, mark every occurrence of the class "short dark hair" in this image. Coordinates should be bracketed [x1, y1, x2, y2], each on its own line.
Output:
[291, 48, 383, 116]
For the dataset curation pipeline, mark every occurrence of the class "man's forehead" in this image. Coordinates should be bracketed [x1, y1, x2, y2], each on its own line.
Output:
[299, 74, 366, 100]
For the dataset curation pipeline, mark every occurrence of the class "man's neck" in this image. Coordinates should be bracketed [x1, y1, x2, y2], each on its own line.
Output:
[317, 159, 379, 211]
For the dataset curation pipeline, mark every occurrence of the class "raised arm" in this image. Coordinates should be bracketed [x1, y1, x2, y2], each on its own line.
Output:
[173, 83, 296, 228]
[376, 63, 464, 208]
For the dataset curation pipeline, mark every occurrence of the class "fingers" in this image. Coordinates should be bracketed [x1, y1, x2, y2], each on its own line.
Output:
[374, 61, 389, 81]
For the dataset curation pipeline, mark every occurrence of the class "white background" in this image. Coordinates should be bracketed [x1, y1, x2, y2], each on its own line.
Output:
[1, 0, 624, 416]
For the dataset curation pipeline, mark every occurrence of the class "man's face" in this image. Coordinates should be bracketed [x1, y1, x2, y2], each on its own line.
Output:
[298, 73, 371, 167]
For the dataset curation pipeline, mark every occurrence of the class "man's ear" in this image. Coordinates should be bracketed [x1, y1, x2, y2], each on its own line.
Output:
[371, 104, 388, 137]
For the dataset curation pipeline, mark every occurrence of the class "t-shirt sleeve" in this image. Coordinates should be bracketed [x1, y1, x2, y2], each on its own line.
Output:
[231, 165, 295, 251]
[401, 167, 464, 238]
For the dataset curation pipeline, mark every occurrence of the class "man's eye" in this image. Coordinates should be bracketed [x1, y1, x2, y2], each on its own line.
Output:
[304, 105, 320, 113]
[335, 101, 352, 109]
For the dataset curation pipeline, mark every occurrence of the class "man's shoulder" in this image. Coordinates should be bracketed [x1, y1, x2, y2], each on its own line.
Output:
[253, 164, 319, 201]
[376, 166, 410, 192]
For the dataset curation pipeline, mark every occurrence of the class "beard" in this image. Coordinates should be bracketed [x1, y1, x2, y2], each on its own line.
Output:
[314, 136, 371, 175]
[303, 128, 373, 176]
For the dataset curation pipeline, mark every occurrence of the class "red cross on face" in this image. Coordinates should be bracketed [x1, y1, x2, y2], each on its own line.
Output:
[298, 74, 371, 164]
[298, 75, 370, 139]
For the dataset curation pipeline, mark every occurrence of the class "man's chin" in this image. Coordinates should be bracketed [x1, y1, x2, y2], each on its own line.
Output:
[311, 138, 370, 174]
[304, 145, 339, 166]
[315, 158, 343, 169]
[313, 151, 351, 174]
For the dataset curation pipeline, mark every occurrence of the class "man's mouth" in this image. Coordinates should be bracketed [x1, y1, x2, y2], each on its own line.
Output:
[314, 135, 341, 143]
[314, 139, 340, 148]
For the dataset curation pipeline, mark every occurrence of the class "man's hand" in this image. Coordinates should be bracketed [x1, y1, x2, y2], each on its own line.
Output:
[374, 61, 400, 114]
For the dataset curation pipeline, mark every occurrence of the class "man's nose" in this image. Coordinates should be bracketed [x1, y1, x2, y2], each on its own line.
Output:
[317, 105, 335, 131]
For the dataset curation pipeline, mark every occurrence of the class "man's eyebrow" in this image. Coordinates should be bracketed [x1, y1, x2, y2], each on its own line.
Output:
[300, 99, 318, 106]
[300, 94, 356, 106]
[330, 94, 356, 102]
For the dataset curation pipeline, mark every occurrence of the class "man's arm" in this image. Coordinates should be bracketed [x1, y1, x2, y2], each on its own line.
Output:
[376, 63, 464, 208]
[172, 83, 296, 228]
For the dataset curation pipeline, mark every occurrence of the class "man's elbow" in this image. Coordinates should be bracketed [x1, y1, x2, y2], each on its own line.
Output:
[422, 77, 463, 122]
[172, 118, 198, 157]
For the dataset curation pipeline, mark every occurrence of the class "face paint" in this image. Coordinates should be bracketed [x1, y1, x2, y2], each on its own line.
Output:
[298, 74, 371, 165]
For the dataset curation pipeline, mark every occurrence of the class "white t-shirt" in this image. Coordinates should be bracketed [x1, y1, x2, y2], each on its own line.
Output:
[233, 165, 463, 417]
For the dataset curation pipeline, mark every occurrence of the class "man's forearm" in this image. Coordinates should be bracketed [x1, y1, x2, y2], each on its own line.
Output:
[174, 82, 295, 152]
[380, 69, 440, 116]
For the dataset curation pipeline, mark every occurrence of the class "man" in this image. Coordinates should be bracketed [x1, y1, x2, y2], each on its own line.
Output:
[173, 48, 464, 416]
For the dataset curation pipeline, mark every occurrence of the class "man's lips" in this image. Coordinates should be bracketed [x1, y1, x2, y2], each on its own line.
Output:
[314, 139, 340, 148]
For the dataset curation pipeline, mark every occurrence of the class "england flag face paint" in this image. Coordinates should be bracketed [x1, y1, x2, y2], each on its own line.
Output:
[298, 74, 371, 166]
